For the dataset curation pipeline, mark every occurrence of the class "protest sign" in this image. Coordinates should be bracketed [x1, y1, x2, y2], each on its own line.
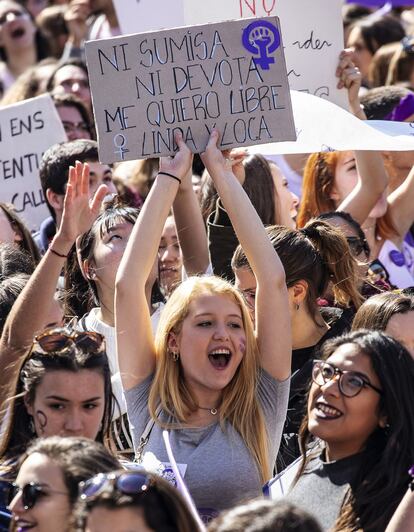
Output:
[85, 17, 295, 162]
[113, 0, 347, 108]
[250, 90, 414, 156]
[0, 95, 67, 230]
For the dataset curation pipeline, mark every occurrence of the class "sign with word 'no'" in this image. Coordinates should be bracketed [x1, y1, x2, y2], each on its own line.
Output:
[0, 95, 67, 230]
[113, 0, 347, 108]
[85, 17, 295, 162]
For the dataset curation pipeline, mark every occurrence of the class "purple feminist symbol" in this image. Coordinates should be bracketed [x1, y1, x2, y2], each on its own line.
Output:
[242, 20, 280, 71]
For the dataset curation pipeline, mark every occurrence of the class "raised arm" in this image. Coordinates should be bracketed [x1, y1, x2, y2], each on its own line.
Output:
[172, 163, 209, 276]
[335, 50, 389, 225]
[385, 489, 414, 532]
[0, 163, 108, 398]
[115, 133, 192, 390]
[201, 131, 291, 381]
[387, 164, 414, 238]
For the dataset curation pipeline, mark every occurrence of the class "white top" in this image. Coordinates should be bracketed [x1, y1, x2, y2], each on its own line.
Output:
[80, 304, 165, 417]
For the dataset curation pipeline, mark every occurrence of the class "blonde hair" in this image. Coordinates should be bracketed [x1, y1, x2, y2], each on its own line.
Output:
[148, 275, 270, 482]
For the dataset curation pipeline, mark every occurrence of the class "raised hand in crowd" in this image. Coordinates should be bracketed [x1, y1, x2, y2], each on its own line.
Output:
[64, 0, 91, 49]
[201, 130, 291, 382]
[0, 161, 108, 406]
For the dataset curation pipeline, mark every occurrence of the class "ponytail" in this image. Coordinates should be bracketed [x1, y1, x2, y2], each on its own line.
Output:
[301, 219, 364, 309]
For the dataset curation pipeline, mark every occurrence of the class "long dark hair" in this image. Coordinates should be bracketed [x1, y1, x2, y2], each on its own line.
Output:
[0, 341, 114, 465]
[200, 154, 277, 224]
[297, 330, 414, 532]
[18, 437, 120, 505]
[232, 219, 363, 318]
[64, 201, 140, 318]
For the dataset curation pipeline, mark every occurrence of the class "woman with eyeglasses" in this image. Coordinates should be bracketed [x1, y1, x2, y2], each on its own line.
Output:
[8, 436, 120, 532]
[71, 469, 199, 532]
[279, 330, 414, 531]
[0, 0, 50, 99]
[115, 131, 291, 521]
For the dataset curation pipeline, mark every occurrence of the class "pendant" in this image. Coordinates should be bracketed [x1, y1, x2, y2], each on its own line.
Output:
[210, 408, 218, 415]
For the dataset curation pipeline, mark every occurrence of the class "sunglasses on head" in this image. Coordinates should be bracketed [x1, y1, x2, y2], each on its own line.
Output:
[312, 360, 383, 398]
[79, 471, 154, 500]
[33, 327, 105, 354]
[10, 482, 67, 510]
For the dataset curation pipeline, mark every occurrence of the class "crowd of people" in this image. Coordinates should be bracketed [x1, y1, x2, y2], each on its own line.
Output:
[1, 1, 414, 531]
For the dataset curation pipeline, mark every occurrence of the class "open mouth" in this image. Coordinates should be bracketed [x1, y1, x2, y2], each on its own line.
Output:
[16, 521, 36, 531]
[10, 27, 25, 39]
[208, 348, 232, 370]
[314, 401, 343, 420]
[160, 266, 178, 273]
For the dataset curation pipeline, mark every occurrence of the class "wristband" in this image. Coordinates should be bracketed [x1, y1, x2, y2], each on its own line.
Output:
[49, 247, 68, 258]
[157, 171, 182, 185]
[409, 465, 414, 491]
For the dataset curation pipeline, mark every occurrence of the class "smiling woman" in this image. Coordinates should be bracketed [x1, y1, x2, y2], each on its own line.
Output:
[281, 330, 414, 532]
[8, 436, 120, 532]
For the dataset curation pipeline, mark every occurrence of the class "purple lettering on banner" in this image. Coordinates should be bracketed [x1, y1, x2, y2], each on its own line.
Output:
[346, 0, 414, 5]
[242, 20, 280, 70]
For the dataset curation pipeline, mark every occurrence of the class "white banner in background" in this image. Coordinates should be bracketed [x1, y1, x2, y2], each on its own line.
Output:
[250, 91, 414, 155]
[0, 95, 67, 230]
[113, 0, 347, 108]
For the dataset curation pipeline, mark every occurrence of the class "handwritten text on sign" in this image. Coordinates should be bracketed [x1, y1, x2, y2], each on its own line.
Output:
[113, 0, 346, 108]
[0, 95, 67, 230]
[85, 17, 295, 162]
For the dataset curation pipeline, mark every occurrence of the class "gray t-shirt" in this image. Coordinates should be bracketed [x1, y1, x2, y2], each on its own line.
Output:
[124, 369, 290, 523]
[284, 451, 365, 531]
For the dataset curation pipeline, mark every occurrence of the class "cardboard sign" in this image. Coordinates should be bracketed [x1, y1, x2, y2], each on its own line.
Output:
[0, 95, 67, 230]
[113, 0, 347, 108]
[85, 17, 295, 162]
[250, 90, 414, 155]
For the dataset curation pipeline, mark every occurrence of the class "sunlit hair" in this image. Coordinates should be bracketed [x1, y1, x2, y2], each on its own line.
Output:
[232, 220, 363, 317]
[297, 151, 397, 240]
[149, 275, 270, 482]
[18, 437, 120, 506]
[352, 291, 414, 331]
[296, 330, 414, 531]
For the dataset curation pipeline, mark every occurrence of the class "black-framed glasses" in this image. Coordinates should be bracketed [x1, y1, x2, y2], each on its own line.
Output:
[79, 471, 154, 500]
[33, 327, 105, 354]
[346, 236, 370, 259]
[312, 360, 383, 398]
[10, 482, 67, 510]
